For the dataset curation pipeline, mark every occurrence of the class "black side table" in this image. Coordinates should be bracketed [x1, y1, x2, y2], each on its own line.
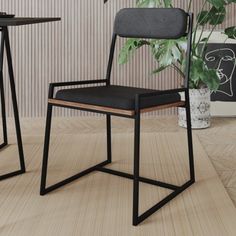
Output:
[0, 17, 60, 180]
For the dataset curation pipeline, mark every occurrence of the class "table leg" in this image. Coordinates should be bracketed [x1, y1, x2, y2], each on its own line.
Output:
[0, 27, 25, 181]
[0, 30, 7, 149]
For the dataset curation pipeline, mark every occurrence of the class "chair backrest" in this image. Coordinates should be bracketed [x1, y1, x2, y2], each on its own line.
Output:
[114, 8, 188, 39]
[106, 8, 192, 88]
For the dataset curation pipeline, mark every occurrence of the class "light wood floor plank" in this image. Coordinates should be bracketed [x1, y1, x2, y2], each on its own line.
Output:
[1, 124, 236, 235]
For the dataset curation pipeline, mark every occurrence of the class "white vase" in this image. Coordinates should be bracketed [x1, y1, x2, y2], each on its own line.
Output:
[178, 88, 211, 129]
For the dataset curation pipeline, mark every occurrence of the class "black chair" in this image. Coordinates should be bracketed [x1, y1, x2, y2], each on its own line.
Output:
[40, 8, 195, 226]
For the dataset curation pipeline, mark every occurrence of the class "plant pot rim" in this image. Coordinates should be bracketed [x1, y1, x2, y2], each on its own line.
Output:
[188, 87, 209, 91]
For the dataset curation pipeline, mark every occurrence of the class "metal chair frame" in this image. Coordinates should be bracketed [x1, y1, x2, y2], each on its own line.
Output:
[40, 11, 195, 226]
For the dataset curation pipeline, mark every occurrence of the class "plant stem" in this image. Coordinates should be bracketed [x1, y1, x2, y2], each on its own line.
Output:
[192, 0, 207, 46]
[171, 64, 185, 86]
[188, 0, 193, 12]
[200, 28, 215, 56]
[172, 64, 185, 78]
[194, 25, 205, 52]
[200, 9, 223, 57]
[140, 40, 151, 46]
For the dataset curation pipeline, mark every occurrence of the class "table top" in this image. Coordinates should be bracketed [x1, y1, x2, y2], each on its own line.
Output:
[0, 17, 61, 27]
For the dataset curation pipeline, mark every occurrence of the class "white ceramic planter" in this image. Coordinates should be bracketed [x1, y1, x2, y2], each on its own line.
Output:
[178, 88, 211, 129]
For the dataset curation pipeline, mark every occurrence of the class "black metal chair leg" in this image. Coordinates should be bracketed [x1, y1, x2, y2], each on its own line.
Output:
[129, 94, 195, 226]
[4, 27, 25, 173]
[40, 104, 111, 195]
[185, 91, 195, 182]
[40, 104, 53, 195]
[133, 112, 141, 226]
[106, 115, 112, 163]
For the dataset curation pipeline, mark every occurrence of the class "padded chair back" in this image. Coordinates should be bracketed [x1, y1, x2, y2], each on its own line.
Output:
[114, 8, 188, 39]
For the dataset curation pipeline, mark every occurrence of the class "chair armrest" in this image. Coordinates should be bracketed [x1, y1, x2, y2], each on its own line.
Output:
[49, 79, 107, 88]
[47, 79, 107, 99]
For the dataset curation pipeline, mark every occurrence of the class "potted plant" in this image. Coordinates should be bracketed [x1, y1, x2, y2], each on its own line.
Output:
[110, 0, 236, 129]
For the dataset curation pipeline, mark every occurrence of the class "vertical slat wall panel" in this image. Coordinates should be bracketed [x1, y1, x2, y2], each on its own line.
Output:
[0, 0, 235, 117]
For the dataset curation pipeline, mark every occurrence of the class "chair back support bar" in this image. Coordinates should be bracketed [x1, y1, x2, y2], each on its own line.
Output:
[114, 8, 188, 39]
[185, 13, 193, 88]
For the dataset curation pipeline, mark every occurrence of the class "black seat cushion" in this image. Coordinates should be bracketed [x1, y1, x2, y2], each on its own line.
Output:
[56, 85, 180, 110]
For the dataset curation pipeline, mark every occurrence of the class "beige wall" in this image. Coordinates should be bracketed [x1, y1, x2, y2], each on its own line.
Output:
[0, 0, 235, 117]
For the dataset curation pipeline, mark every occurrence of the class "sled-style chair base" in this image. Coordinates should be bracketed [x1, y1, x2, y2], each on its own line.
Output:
[40, 8, 195, 226]
[40, 85, 195, 226]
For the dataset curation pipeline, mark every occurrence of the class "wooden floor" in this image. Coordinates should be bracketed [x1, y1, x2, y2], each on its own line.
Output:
[0, 117, 236, 235]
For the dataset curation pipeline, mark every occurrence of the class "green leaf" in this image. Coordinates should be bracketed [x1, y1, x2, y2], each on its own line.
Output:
[207, 0, 226, 9]
[208, 6, 226, 25]
[163, 0, 172, 7]
[136, 0, 161, 7]
[224, 26, 236, 39]
[190, 58, 204, 84]
[197, 6, 226, 26]
[202, 69, 220, 91]
[225, 0, 236, 4]
[200, 38, 208, 42]
[190, 58, 220, 90]
[197, 11, 210, 26]
[118, 39, 149, 64]
[151, 39, 185, 68]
